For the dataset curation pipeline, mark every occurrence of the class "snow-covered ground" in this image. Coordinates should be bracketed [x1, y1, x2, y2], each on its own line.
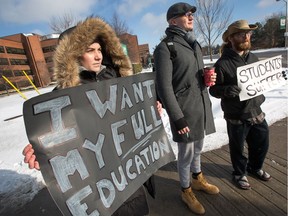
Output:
[0, 48, 287, 214]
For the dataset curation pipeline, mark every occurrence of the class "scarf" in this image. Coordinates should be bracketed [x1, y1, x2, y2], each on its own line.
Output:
[166, 25, 196, 47]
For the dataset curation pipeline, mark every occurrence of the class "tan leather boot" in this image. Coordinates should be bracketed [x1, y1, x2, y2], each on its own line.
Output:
[181, 187, 205, 215]
[192, 172, 220, 194]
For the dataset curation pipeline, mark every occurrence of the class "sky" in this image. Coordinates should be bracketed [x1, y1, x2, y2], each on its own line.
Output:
[0, 48, 287, 214]
[0, 0, 286, 52]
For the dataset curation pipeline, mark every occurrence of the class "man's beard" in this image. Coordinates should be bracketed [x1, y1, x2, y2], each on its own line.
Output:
[234, 40, 251, 52]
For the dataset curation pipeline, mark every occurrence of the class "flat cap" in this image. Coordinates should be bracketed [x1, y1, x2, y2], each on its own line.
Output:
[166, 2, 196, 21]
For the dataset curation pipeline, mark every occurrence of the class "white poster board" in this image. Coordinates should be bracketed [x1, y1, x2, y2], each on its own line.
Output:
[237, 55, 285, 101]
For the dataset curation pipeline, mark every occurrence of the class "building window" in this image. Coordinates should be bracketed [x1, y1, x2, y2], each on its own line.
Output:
[14, 70, 23, 76]
[12, 70, 32, 76]
[0, 46, 4, 53]
[10, 59, 29, 65]
[0, 58, 9, 65]
[42, 46, 56, 53]
[24, 70, 32, 75]
[0, 70, 13, 77]
[17, 80, 31, 88]
[6, 47, 26, 55]
[45, 56, 53, 63]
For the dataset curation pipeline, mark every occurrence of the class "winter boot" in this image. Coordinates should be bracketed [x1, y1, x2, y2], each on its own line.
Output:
[192, 172, 220, 194]
[181, 187, 205, 215]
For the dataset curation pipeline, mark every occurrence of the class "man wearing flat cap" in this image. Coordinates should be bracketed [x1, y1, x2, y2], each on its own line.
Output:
[209, 20, 271, 190]
[154, 2, 219, 214]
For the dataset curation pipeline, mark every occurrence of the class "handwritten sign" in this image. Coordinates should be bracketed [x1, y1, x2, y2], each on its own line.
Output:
[237, 55, 285, 101]
[23, 73, 175, 216]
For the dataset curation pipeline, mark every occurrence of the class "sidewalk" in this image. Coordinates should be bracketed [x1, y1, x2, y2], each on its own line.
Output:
[148, 117, 287, 216]
[10, 118, 288, 216]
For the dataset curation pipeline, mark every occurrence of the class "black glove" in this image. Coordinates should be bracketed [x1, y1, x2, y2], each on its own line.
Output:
[282, 71, 287, 80]
[224, 85, 241, 98]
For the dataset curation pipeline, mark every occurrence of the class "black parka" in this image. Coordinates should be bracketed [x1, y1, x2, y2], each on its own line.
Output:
[209, 47, 265, 120]
[154, 29, 215, 142]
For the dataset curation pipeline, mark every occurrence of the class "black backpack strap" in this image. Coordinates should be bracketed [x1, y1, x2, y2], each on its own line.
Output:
[162, 36, 177, 60]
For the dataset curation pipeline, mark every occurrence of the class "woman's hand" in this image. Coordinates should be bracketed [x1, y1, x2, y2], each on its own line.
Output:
[22, 144, 40, 170]
[156, 101, 163, 116]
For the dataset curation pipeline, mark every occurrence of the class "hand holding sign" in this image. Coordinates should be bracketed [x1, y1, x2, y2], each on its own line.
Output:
[22, 144, 40, 170]
[282, 70, 287, 80]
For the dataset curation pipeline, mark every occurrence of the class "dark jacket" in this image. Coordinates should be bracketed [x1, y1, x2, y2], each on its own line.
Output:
[53, 17, 149, 216]
[154, 28, 215, 142]
[209, 47, 265, 120]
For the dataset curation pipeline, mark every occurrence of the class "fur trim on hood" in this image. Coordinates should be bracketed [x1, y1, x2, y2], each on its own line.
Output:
[53, 17, 133, 88]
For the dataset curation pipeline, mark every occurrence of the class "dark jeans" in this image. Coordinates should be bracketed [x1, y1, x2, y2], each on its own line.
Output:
[226, 119, 269, 176]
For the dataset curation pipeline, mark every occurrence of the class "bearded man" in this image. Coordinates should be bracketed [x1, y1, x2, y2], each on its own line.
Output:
[209, 20, 271, 190]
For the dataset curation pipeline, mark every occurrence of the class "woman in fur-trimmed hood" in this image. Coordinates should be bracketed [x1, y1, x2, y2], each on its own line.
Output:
[23, 17, 152, 216]
[53, 16, 133, 89]
[54, 17, 150, 216]
[53, 17, 151, 216]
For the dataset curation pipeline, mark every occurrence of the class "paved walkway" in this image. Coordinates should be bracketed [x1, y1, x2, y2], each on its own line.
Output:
[10, 118, 288, 216]
[148, 118, 287, 216]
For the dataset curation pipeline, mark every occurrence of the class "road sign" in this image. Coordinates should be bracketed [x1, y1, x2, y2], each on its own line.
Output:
[280, 16, 286, 30]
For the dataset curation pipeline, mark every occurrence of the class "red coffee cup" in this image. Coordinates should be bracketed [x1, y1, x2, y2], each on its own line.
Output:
[204, 67, 215, 87]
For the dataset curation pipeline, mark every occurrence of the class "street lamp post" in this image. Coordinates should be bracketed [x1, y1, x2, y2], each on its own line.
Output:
[276, 0, 288, 48]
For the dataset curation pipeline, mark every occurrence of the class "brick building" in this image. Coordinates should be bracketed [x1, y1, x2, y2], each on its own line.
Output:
[40, 34, 60, 75]
[138, 44, 151, 67]
[0, 33, 58, 92]
[119, 33, 141, 64]
[119, 33, 151, 72]
[0, 32, 150, 92]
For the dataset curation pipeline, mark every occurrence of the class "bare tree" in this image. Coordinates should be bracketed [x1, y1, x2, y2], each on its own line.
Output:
[49, 12, 78, 33]
[263, 14, 285, 48]
[109, 12, 131, 36]
[194, 0, 233, 60]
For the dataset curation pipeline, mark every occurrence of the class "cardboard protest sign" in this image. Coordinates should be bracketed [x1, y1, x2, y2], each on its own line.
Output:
[23, 73, 175, 216]
[237, 55, 285, 101]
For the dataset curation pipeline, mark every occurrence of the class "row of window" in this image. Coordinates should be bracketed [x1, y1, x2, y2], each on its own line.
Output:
[0, 58, 29, 65]
[0, 79, 32, 90]
[0, 45, 55, 66]
[0, 70, 32, 77]
[6, 47, 26, 54]
[0, 45, 57, 55]
[0, 46, 26, 55]
[42, 45, 56, 53]
[11, 59, 29, 65]
[0, 58, 8, 65]
[1, 45, 58, 54]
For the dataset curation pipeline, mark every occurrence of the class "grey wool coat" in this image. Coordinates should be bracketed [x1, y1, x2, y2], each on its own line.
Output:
[154, 29, 215, 143]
